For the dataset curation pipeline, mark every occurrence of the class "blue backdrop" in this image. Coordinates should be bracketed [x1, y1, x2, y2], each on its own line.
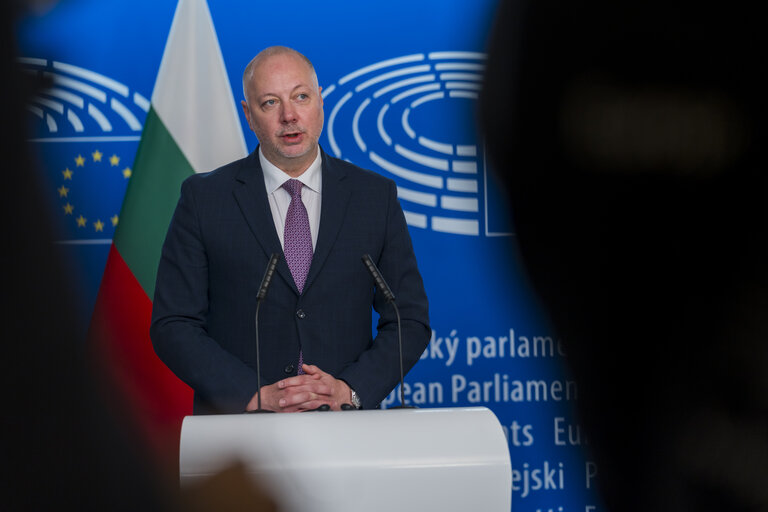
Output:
[18, 1, 603, 510]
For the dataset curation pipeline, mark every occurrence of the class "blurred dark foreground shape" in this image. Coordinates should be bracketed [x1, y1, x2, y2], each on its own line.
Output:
[480, 1, 768, 511]
[1, 1, 279, 510]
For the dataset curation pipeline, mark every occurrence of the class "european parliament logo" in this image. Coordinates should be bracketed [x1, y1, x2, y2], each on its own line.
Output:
[20, 58, 148, 241]
[322, 51, 513, 237]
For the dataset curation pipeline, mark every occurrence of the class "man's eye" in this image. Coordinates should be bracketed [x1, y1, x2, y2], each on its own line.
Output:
[297, 93, 308, 100]
[263, 99, 277, 107]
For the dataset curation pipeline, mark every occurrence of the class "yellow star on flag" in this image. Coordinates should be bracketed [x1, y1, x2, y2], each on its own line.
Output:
[75, 155, 85, 167]
[92, 150, 103, 162]
[110, 154, 120, 166]
[57, 185, 69, 198]
[122, 167, 132, 178]
[63, 203, 74, 215]
[94, 219, 104, 232]
[111, 215, 119, 226]
[76, 215, 87, 227]
[62, 168, 73, 180]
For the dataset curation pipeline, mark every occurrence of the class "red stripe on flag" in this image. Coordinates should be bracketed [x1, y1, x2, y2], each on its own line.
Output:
[89, 244, 192, 470]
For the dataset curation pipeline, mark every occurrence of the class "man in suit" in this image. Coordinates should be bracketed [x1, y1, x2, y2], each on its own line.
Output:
[150, 46, 430, 414]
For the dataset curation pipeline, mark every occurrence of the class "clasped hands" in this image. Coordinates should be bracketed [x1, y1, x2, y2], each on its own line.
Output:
[246, 364, 352, 412]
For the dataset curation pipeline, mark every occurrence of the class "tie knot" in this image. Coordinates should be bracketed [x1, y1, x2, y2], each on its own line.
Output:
[282, 179, 303, 198]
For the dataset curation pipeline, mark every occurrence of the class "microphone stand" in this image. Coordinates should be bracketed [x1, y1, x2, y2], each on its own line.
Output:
[390, 300, 413, 409]
[362, 254, 416, 409]
[247, 253, 279, 413]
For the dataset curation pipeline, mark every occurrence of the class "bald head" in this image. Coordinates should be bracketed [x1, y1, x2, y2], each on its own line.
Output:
[242, 46, 319, 102]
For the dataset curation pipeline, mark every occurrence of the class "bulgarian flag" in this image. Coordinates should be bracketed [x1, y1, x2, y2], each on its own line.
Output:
[88, 0, 247, 469]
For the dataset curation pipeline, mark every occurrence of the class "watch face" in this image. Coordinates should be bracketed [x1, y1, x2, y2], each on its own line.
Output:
[351, 390, 361, 408]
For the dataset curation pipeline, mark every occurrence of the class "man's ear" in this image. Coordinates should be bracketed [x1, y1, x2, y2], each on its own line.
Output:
[241, 100, 251, 127]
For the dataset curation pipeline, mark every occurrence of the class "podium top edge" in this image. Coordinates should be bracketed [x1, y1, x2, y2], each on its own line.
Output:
[181, 406, 494, 421]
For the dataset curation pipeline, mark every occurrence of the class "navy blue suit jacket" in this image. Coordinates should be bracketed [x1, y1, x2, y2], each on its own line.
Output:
[150, 148, 430, 414]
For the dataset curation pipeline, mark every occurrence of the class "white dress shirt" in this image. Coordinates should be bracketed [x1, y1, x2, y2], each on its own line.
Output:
[259, 147, 322, 250]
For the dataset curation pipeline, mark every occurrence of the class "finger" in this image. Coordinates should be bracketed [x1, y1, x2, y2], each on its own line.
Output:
[301, 364, 324, 375]
[298, 399, 335, 412]
[281, 385, 334, 405]
[285, 382, 334, 396]
[278, 374, 316, 389]
[278, 390, 330, 409]
[283, 399, 333, 413]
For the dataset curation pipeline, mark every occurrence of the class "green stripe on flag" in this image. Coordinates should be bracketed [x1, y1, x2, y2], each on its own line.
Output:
[114, 107, 195, 299]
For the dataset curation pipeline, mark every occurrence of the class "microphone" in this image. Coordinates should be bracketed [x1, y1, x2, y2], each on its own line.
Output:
[257, 252, 279, 301]
[361, 254, 416, 409]
[248, 253, 279, 413]
[362, 253, 395, 303]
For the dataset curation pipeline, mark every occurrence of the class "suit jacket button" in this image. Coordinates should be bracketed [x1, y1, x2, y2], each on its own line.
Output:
[296, 309, 306, 319]
[284, 364, 295, 374]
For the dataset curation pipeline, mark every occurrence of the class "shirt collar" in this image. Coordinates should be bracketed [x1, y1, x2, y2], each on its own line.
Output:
[260, 146, 322, 195]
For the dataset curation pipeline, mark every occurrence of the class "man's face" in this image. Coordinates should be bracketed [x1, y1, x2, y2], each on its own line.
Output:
[241, 53, 324, 175]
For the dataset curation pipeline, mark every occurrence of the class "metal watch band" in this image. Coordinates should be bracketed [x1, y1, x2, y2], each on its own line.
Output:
[350, 388, 362, 409]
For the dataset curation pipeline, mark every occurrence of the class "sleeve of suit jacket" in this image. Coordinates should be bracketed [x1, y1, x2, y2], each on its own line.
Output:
[336, 178, 431, 409]
[150, 175, 260, 414]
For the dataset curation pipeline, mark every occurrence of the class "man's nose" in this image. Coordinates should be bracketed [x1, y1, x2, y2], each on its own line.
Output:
[281, 103, 297, 123]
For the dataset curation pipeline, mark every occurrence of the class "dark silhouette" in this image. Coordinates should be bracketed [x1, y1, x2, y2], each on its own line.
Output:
[1, 3, 277, 510]
[480, 1, 768, 511]
[1, 2, 173, 508]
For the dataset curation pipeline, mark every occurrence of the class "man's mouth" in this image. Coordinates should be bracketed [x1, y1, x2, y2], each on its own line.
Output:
[281, 131, 303, 142]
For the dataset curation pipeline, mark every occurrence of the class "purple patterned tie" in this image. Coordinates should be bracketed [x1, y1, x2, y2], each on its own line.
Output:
[282, 179, 312, 374]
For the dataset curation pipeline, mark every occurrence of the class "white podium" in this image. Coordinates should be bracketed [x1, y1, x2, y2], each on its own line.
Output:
[180, 407, 511, 511]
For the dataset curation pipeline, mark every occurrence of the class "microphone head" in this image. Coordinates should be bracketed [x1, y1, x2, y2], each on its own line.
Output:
[361, 254, 395, 302]
[257, 253, 280, 301]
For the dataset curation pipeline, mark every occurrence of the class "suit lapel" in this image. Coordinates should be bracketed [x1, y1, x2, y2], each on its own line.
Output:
[232, 149, 298, 294]
[304, 149, 351, 293]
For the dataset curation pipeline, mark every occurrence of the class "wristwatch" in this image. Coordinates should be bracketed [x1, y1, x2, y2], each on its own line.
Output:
[350, 388, 362, 409]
